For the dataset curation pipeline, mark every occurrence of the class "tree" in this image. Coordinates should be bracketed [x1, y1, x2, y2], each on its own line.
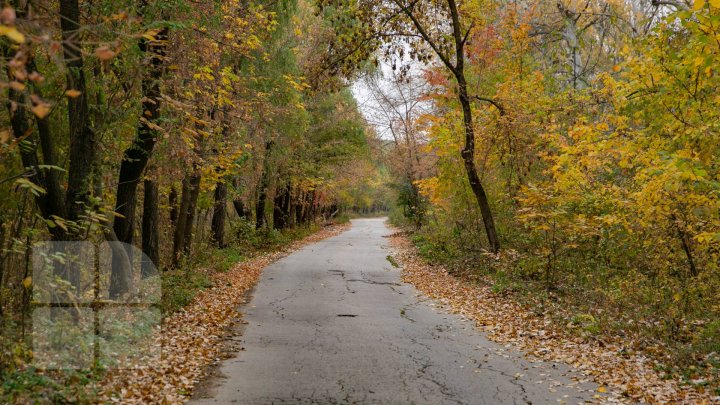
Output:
[320, 0, 502, 251]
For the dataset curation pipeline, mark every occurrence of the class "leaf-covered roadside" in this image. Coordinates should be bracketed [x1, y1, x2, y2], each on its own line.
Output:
[388, 231, 718, 404]
[98, 223, 350, 403]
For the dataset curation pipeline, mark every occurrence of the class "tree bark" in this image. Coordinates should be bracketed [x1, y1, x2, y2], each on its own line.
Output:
[60, 0, 96, 225]
[273, 184, 291, 230]
[256, 179, 268, 229]
[142, 179, 160, 275]
[211, 181, 228, 247]
[457, 76, 500, 253]
[172, 177, 191, 267]
[295, 190, 304, 224]
[182, 172, 201, 254]
[113, 27, 169, 245]
[169, 186, 179, 227]
[255, 141, 273, 229]
[172, 168, 201, 267]
[172, 171, 201, 266]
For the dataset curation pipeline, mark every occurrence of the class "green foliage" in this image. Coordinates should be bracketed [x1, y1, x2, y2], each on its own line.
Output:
[385, 255, 399, 268]
[161, 269, 214, 315]
[0, 364, 100, 404]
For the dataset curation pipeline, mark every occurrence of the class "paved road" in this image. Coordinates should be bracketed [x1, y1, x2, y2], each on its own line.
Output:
[192, 219, 598, 404]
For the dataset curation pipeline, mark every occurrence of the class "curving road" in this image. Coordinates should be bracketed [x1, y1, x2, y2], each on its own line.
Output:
[191, 218, 599, 404]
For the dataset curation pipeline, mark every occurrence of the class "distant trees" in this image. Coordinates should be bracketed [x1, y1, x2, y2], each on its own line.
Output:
[363, 70, 432, 227]
[320, 0, 504, 251]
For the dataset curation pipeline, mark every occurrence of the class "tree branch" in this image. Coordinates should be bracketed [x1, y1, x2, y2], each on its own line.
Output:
[473, 96, 506, 116]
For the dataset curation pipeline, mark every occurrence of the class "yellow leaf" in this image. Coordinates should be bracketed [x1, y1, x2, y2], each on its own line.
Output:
[597, 386, 607, 393]
[694, 0, 706, 9]
[142, 28, 162, 41]
[22, 276, 32, 289]
[711, 0, 720, 7]
[31, 103, 51, 119]
[65, 89, 82, 98]
[0, 25, 25, 43]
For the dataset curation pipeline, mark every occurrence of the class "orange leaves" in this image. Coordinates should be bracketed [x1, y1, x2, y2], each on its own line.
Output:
[94, 46, 116, 61]
[30, 102, 51, 119]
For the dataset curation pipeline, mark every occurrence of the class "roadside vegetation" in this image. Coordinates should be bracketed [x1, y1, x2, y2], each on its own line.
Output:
[348, 0, 720, 397]
[0, 0, 378, 402]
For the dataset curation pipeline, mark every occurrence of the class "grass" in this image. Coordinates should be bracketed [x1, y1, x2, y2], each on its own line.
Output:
[0, 367, 101, 404]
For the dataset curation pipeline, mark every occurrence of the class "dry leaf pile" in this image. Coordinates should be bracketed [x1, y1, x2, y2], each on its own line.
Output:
[388, 232, 717, 404]
[98, 223, 350, 403]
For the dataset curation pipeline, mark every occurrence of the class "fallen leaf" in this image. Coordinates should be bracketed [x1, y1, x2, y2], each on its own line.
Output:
[0, 25, 24, 43]
[9, 81, 25, 91]
[95, 46, 116, 61]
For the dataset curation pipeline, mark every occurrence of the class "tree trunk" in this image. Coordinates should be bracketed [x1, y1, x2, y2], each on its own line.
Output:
[255, 141, 273, 229]
[104, 225, 133, 299]
[457, 78, 500, 253]
[169, 186, 179, 227]
[256, 181, 268, 229]
[142, 179, 160, 275]
[398, 0, 501, 252]
[172, 171, 202, 265]
[211, 181, 228, 247]
[447, 0, 500, 253]
[113, 27, 169, 245]
[273, 184, 291, 230]
[172, 177, 191, 267]
[182, 172, 201, 254]
[288, 200, 297, 228]
[295, 190, 304, 225]
[60, 0, 96, 225]
[301, 190, 315, 224]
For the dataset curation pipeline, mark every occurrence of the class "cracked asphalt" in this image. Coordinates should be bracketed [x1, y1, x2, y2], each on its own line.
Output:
[191, 218, 598, 404]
